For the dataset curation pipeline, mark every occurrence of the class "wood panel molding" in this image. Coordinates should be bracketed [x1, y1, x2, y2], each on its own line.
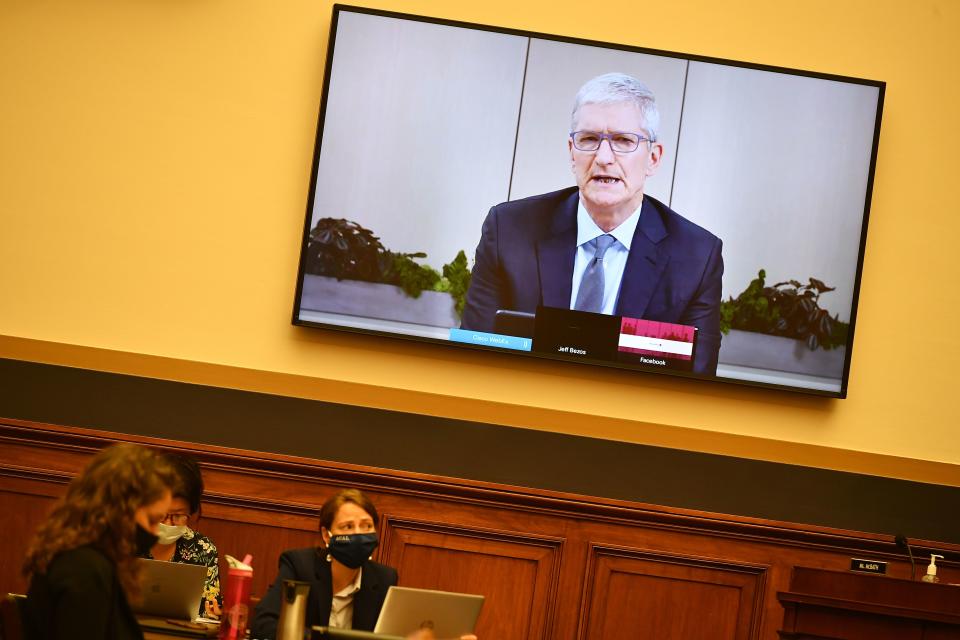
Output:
[7, 336, 960, 490]
[578, 544, 767, 640]
[3, 417, 955, 556]
[379, 517, 564, 639]
[3, 416, 960, 639]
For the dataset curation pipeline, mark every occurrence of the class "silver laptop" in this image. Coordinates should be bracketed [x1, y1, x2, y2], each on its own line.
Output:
[133, 558, 207, 621]
[373, 586, 484, 639]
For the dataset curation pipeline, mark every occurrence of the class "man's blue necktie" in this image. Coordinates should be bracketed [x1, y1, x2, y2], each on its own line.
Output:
[574, 234, 616, 313]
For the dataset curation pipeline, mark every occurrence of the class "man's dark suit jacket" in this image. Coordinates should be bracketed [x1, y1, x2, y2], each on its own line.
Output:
[23, 545, 144, 640]
[250, 547, 398, 639]
[460, 186, 724, 375]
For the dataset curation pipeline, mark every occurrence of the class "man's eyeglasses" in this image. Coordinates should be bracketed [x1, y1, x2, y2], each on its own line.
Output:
[162, 513, 189, 526]
[570, 131, 653, 153]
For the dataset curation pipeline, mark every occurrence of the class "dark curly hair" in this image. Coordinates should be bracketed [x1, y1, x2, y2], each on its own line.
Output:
[164, 452, 204, 515]
[23, 443, 178, 599]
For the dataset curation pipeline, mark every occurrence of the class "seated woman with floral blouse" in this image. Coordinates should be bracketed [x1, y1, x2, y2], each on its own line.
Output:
[144, 452, 222, 619]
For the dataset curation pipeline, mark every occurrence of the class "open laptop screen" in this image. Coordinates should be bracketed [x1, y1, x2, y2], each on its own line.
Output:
[373, 586, 484, 638]
[133, 559, 207, 621]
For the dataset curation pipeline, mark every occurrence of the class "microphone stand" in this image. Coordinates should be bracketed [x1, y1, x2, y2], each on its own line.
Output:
[895, 534, 916, 581]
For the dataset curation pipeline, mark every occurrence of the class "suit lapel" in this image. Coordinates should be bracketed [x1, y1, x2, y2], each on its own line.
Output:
[537, 191, 579, 308]
[616, 197, 670, 318]
[352, 563, 384, 631]
[313, 551, 334, 627]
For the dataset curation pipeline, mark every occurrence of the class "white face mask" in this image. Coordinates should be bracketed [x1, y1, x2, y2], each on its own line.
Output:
[156, 522, 189, 545]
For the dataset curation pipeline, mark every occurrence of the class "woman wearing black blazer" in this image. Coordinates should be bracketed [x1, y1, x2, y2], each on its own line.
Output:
[251, 489, 396, 638]
[252, 545, 397, 635]
[21, 444, 177, 640]
[252, 489, 478, 640]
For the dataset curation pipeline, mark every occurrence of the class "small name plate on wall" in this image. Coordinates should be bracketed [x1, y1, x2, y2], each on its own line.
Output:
[850, 558, 887, 574]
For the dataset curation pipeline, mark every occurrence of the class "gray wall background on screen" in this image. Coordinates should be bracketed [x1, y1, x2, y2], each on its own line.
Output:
[312, 12, 526, 268]
[671, 63, 879, 323]
[310, 12, 878, 326]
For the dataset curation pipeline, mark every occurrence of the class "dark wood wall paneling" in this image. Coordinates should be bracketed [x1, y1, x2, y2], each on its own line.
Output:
[3, 357, 960, 546]
[2, 419, 959, 640]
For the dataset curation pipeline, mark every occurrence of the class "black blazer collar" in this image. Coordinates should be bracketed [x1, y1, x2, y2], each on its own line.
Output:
[312, 551, 334, 627]
[312, 553, 388, 631]
[353, 561, 389, 630]
[616, 196, 670, 317]
[536, 189, 580, 308]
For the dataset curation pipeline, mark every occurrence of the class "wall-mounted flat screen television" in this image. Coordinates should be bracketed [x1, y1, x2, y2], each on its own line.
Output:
[292, 4, 884, 398]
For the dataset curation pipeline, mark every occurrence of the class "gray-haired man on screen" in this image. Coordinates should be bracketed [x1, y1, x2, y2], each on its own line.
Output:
[461, 72, 723, 375]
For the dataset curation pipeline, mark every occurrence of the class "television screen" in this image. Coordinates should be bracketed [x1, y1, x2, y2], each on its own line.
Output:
[293, 4, 884, 398]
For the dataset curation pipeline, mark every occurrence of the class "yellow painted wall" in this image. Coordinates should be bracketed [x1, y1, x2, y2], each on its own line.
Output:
[1, 0, 958, 484]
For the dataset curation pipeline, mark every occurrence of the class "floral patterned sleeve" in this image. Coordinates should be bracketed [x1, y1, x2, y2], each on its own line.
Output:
[173, 529, 223, 620]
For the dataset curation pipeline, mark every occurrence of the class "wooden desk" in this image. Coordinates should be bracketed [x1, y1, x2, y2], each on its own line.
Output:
[778, 566, 960, 639]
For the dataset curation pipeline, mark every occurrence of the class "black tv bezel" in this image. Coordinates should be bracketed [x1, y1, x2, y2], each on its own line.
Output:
[291, 3, 885, 399]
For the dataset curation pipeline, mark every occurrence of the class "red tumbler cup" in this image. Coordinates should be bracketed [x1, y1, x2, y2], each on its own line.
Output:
[218, 565, 253, 639]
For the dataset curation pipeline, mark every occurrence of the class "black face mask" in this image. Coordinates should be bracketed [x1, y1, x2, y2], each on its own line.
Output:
[327, 533, 378, 569]
[135, 523, 159, 556]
